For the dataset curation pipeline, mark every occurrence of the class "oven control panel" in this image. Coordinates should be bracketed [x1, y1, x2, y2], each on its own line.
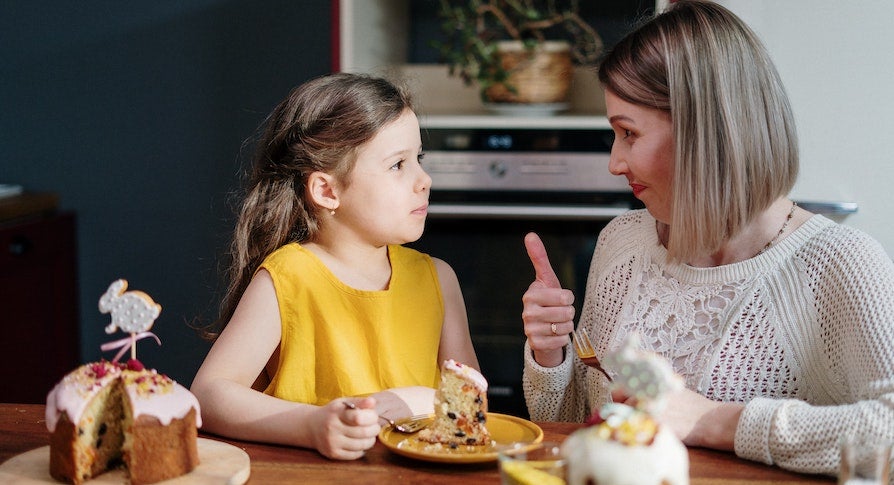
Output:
[423, 151, 629, 192]
[420, 122, 629, 192]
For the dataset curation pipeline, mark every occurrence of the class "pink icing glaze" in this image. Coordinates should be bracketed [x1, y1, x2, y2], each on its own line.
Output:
[45, 361, 121, 432]
[443, 359, 488, 392]
[121, 368, 202, 427]
[45, 361, 201, 432]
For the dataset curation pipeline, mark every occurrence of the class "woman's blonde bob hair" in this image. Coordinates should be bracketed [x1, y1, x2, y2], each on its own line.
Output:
[598, 0, 798, 262]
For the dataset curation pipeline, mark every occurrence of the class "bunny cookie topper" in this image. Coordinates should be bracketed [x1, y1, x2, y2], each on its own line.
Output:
[99, 279, 162, 362]
[100, 279, 161, 334]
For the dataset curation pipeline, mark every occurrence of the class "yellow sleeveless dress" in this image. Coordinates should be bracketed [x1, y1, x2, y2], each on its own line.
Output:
[261, 243, 444, 405]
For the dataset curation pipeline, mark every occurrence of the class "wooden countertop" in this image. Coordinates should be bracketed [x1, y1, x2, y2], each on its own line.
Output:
[0, 403, 833, 484]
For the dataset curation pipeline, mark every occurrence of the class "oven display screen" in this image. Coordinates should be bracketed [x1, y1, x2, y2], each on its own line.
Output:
[424, 128, 614, 152]
[486, 134, 513, 150]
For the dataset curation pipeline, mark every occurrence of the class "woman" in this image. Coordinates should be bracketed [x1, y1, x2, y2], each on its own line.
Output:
[521, 0, 894, 477]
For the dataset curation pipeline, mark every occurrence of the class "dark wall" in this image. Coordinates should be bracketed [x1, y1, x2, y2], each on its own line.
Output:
[0, 1, 331, 387]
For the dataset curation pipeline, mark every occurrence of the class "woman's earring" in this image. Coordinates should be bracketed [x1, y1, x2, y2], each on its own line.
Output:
[330, 209, 336, 216]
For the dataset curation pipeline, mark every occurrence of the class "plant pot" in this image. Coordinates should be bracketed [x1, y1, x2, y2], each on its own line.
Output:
[483, 40, 573, 105]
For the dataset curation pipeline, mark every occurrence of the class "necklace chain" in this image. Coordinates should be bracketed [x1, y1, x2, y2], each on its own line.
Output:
[755, 201, 797, 257]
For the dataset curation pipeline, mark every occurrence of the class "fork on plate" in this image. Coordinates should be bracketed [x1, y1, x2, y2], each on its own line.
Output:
[342, 401, 432, 434]
[571, 327, 612, 382]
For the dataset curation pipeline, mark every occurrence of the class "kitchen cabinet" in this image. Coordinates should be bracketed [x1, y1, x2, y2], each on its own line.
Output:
[0, 195, 79, 403]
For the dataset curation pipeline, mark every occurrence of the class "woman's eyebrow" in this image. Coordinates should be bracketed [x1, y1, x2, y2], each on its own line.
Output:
[608, 115, 634, 125]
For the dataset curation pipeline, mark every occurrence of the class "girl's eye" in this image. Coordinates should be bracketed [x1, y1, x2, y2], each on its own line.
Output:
[609, 129, 633, 143]
[390, 160, 405, 171]
[417, 152, 425, 163]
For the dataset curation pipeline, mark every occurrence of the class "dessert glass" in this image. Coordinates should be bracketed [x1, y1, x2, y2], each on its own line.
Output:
[838, 437, 891, 485]
[498, 441, 566, 485]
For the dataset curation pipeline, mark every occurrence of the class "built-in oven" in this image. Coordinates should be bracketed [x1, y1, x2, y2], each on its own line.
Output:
[408, 115, 639, 418]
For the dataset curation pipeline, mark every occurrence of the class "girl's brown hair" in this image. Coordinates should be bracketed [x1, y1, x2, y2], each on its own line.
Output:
[598, 0, 798, 262]
[211, 73, 414, 337]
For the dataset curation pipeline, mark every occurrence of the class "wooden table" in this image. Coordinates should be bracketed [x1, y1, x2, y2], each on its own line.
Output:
[0, 403, 833, 484]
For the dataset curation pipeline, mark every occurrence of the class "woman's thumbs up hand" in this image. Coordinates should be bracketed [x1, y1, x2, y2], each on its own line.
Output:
[522, 232, 576, 367]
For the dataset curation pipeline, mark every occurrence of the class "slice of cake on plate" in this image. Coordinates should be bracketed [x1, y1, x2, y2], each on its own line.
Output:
[417, 359, 490, 448]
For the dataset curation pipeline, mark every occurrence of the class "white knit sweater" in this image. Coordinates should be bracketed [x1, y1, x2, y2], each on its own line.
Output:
[523, 209, 894, 478]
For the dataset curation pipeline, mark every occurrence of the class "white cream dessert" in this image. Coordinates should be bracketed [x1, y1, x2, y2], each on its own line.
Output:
[562, 403, 688, 485]
[562, 333, 689, 485]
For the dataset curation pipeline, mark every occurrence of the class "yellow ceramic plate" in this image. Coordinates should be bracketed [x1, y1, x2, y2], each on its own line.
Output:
[379, 413, 543, 464]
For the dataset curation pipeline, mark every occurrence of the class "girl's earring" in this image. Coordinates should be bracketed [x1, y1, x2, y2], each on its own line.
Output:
[330, 209, 336, 216]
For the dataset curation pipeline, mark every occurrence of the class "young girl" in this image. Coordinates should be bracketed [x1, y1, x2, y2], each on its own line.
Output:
[191, 73, 480, 460]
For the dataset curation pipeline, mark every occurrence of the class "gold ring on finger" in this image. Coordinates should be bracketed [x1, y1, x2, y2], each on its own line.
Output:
[550, 323, 558, 335]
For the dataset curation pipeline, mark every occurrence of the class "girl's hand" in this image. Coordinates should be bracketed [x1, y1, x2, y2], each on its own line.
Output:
[313, 397, 380, 460]
[522, 233, 576, 367]
[369, 386, 435, 420]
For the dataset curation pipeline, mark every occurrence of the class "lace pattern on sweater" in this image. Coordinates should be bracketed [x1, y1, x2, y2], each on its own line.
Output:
[614, 259, 799, 401]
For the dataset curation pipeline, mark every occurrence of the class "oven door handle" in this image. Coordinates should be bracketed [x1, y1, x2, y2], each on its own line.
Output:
[427, 203, 631, 221]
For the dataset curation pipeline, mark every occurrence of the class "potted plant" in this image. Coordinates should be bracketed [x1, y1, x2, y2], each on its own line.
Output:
[433, 0, 604, 107]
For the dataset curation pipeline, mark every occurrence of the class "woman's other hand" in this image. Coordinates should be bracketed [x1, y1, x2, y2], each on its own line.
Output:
[313, 397, 380, 460]
[522, 232, 576, 367]
[611, 386, 743, 451]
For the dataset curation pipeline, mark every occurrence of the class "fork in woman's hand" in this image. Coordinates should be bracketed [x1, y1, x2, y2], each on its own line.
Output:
[571, 327, 612, 382]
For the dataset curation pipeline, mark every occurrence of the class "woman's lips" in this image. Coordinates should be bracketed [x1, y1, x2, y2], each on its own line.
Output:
[630, 184, 646, 197]
[412, 204, 428, 216]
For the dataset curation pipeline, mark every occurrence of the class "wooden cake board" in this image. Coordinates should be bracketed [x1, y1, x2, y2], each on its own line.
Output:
[0, 437, 250, 484]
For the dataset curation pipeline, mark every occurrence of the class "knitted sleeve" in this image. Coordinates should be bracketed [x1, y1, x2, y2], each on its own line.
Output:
[522, 211, 645, 421]
[521, 340, 585, 421]
[735, 225, 894, 477]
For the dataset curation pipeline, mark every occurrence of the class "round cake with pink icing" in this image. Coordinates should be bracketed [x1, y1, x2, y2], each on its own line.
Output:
[45, 279, 202, 485]
[46, 359, 201, 484]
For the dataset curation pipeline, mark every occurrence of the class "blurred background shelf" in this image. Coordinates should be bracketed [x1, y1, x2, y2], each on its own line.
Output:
[0, 194, 79, 403]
